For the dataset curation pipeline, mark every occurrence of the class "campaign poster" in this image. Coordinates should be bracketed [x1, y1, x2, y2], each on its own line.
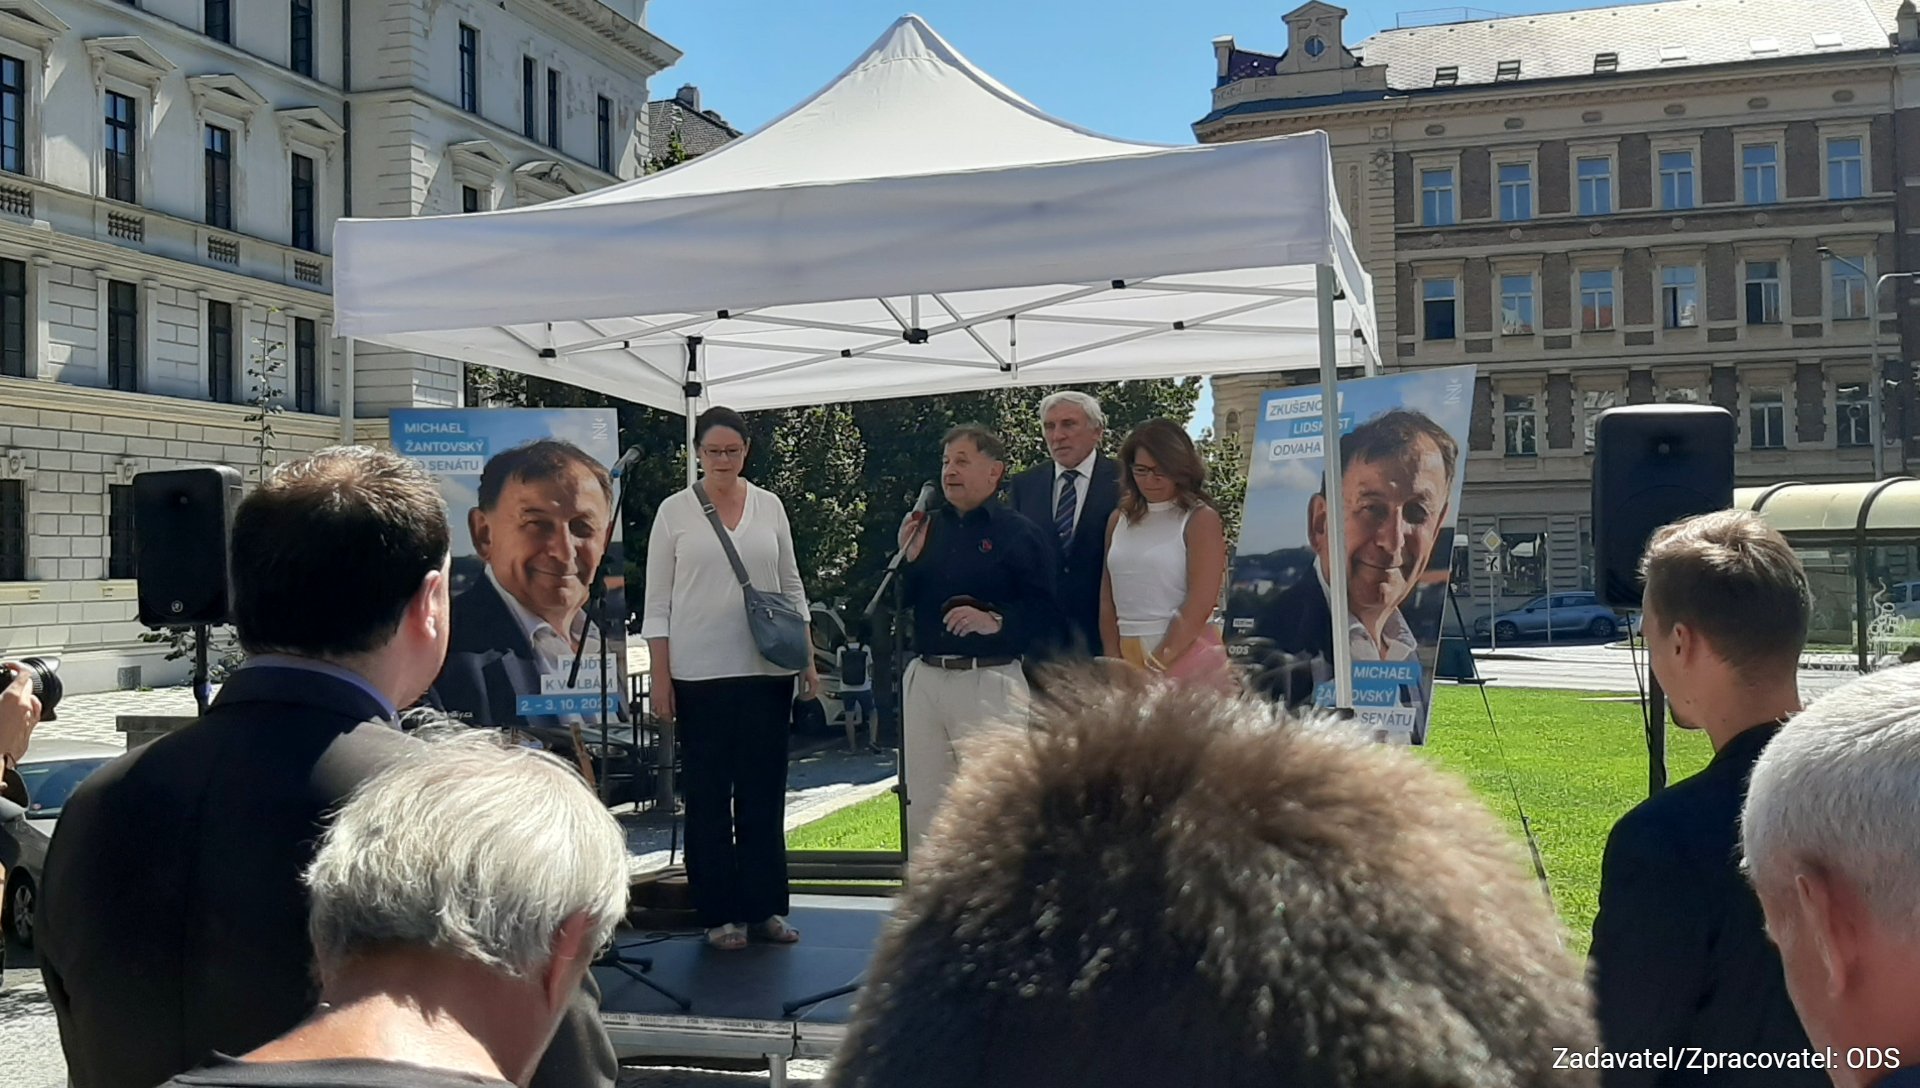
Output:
[1223, 365, 1475, 744]
[390, 408, 628, 729]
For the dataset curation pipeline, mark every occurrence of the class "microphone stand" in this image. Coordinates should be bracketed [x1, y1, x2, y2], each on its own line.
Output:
[865, 499, 930, 866]
[568, 473, 630, 807]
[594, 939, 691, 1011]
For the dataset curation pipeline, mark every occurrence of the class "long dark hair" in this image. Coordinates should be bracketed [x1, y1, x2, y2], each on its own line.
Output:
[1117, 419, 1208, 524]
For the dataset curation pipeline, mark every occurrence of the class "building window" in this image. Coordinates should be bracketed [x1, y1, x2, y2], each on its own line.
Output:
[1658, 149, 1695, 210]
[1583, 389, 1616, 451]
[290, 0, 314, 77]
[1661, 266, 1699, 328]
[104, 91, 137, 204]
[109, 484, 136, 580]
[1577, 156, 1612, 215]
[1745, 260, 1782, 324]
[459, 24, 480, 113]
[205, 0, 231, 44]
[1836, 382, 1870, 447]
[597, 95, 613, 172]
[294, 317, 317, 412]
[522, 57, 537, 138]
[547, 69, 560, 150]
[1420, 168, 1454, 226]
[1742, 144, 1778, 205]
[0, 480, 23, 582]
[207, 300, 235, 403]
[1580, 269, 1615, 331]
[204, 125, 233, 230]
[1828, 137, 1864, 199]
[1498, 162, 1532, 221]
[1497, 523, 1547, 597]
[1499, 273, 1534, 335]
[0, 53, 24, 175]
[107, 279, 138, 392]
[1422, 278, 1456, 340]
[462, 185, 482, 214]
[1831, 257, 1869, 319]
[0, 257, 23, 378]
[1503, 394, 1538, 457]
[290, 152, 315, 251]
[1749, 389, 1786, 450]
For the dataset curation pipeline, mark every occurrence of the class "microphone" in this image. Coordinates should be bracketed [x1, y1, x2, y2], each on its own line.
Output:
[609, 448, 642, 479]
[909, 480, 937, 515]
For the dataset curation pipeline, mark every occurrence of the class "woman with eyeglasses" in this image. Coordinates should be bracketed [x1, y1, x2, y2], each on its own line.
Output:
[642, 406, 819, 951]
[1098, 419, 1233, 689]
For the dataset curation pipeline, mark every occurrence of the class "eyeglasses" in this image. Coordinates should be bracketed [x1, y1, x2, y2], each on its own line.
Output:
[1129, 464, 1167, 480]
[700, 447, 746, 461]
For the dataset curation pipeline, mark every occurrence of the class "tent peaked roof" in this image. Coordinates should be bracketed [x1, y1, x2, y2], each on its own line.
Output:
[554, 15, 1171, 206]
[333, 14, 1375, 415]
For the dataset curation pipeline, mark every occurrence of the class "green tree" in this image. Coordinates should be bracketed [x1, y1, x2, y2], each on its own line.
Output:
[1197, 423, 1249, 549]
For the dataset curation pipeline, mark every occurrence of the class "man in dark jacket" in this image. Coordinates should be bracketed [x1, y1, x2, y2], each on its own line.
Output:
[1589, 510, 1821, 1087]
[1004, 391, 1120, 660]
[38, 447, 614, 1088]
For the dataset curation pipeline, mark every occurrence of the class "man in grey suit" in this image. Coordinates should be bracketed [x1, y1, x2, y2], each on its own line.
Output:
[1004, 392, 1122, 661]
[39, 447, 615, 1088]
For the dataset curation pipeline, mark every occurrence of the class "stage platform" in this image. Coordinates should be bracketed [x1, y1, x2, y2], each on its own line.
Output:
[593, 893, 893, 1086]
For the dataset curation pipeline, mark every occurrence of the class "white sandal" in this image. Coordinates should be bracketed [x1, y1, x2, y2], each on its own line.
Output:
[753, 915, 801, 944]
[705, 923, 747, 951]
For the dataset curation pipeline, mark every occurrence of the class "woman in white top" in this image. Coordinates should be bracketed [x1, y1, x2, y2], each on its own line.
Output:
[643, 407, 819, 951]
[1099, 419, 1230, 685]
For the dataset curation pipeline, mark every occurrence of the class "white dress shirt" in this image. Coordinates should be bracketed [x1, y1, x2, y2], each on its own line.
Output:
[641, 481, 810, 682]
[1052, 450, 1099, 540]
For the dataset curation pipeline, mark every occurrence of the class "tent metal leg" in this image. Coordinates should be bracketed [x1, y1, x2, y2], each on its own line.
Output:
[1316, 264, 1354, 713]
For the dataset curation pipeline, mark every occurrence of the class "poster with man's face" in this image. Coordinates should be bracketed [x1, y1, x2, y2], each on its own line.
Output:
[390, 408, 627, 730]
[1224, 366, 1475, 744]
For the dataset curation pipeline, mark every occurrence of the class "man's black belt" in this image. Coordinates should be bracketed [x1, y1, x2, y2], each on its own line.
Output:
[917, 654, 1018, 670]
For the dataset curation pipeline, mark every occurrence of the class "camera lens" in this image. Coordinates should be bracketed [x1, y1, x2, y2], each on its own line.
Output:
[9, 656, 62, 722]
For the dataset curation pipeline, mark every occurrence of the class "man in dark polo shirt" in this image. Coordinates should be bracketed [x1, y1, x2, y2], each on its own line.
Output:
[896, 424, 1058, 852]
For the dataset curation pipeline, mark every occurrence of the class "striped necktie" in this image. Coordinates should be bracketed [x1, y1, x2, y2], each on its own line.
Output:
[1054, 469, 1079, 544]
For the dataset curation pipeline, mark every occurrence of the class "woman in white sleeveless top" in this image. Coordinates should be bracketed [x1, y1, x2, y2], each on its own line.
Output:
[1099, 419, 1230, 685]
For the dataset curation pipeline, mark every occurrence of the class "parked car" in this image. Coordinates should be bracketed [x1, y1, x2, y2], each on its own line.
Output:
[2, 738, 120, 947]
[1473, 592, 1634, 643]
[1885, 580, 1920, 620]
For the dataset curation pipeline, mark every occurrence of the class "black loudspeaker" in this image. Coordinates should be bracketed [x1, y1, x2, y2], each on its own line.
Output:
[1592, 405, 1736, 609]
[134, 466, 243, 627]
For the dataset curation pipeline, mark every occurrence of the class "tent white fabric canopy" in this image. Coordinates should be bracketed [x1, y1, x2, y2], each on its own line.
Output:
[331, 13, 1380, 709]
[332, 15, 1376, 415]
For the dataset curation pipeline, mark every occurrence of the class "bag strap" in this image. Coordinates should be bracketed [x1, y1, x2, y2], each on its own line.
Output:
[692, 481, 753, 589]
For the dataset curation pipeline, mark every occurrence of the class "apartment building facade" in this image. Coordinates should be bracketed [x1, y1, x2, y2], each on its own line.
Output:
[1197, 0, 1920, 624]
[0, 0, 676, 691]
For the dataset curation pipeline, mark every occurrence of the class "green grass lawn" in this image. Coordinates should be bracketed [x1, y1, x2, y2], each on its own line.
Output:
[788, 790, 903, 852]
[785, 686, 1713, 955]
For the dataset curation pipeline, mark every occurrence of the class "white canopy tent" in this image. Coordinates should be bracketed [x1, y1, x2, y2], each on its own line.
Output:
[332, 14, 1379, 708]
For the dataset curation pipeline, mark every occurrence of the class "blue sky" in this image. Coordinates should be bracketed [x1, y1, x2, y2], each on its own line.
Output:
[644, 0, 1617, 433]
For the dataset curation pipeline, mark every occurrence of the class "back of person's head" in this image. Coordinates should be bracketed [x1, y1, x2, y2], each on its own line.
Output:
[1640, 509, 1810, 673]
[829, 678, 1597, 1088]
[304, 729, 629, 984]
[232, 446, 450, 658]
[1744, 661, 1920, 923]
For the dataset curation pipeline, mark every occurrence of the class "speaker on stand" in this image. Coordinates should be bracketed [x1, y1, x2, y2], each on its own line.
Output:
[133, 466, 243, 714]
[1591, 405, 1735, 796]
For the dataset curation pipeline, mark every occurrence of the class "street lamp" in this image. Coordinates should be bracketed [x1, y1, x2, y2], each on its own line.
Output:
[1818, 247, 1920, 479]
